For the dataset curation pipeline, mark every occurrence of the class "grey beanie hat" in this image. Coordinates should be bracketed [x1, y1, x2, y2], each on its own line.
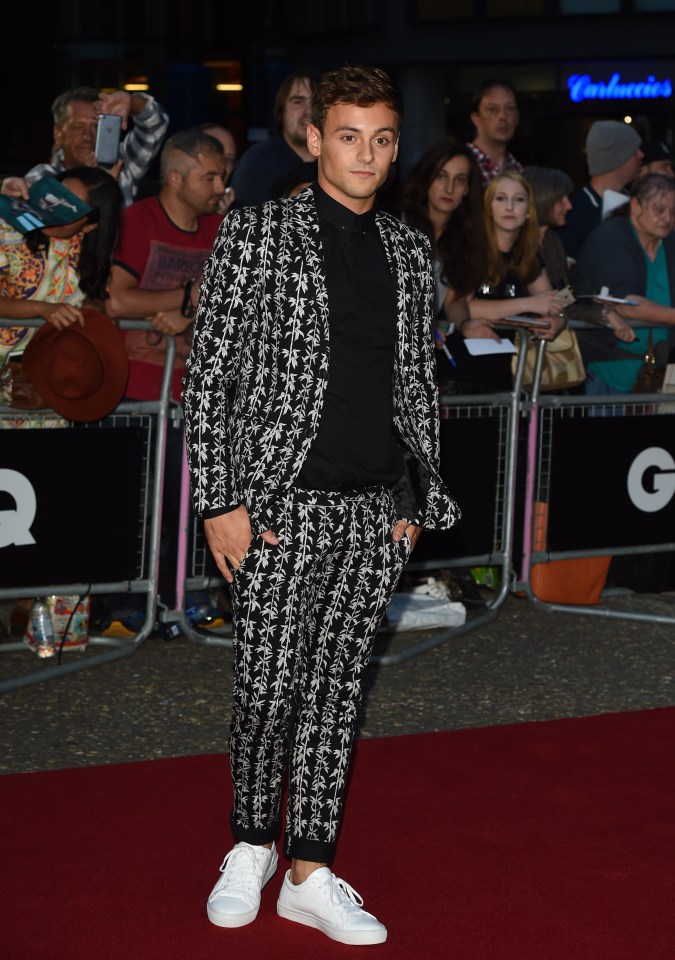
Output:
[585, 120, 642, 176]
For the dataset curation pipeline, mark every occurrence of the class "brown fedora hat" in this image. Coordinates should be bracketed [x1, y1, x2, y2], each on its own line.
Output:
[22, 306, 129, 422]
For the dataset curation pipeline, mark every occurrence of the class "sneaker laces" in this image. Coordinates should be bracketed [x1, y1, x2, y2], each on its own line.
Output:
[318, 872, 365, 914]
[211, 845, 266, 901]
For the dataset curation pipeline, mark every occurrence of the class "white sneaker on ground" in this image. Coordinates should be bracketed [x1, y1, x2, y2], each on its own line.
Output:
[207, 842, 279, 928]
[276, 867, 387, 945]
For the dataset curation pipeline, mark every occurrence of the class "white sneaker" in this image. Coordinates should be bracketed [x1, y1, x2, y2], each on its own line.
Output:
[207, 842, 279, 928]
[277, 867, 387, 945]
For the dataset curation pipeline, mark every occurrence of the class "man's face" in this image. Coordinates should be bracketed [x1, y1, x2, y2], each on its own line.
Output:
[471, 86, 519, 147]
[642, 159, 674, 179]
[283, 78, 313, 150]
[204, 127, 237, 184]
[616, 147, 645, 189]
[54, 100, 98, 169]
[176, 152, 226, 215]
[307, 101, 399, 214]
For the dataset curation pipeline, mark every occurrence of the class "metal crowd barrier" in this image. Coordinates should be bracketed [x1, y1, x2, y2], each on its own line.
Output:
[518, 325, 675, 627]
[171, 429, 233, 648]
[373, 330, 531, 664]
[172, 332, 533, 663]
[0, 318, 175, 692]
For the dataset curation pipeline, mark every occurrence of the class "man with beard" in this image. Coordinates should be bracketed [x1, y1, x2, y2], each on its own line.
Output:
[230, 69, 319, 206]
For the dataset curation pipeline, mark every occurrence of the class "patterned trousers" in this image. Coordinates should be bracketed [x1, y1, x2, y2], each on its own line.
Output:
[228, 486, 410, 862]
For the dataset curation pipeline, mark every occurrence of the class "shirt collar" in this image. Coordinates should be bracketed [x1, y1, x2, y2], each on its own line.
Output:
[312, 182, 377, 235]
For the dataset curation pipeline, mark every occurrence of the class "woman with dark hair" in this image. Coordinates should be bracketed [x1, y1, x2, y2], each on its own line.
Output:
[524, 166, 573, 289]
[0, 166, 122, 400]
[398, 139, 487, 322]
[1, 166, 122, 329]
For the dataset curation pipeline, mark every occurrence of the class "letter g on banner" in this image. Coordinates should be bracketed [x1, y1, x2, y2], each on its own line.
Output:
[627, 447, 675, 513]
[0, 469, 37, 548]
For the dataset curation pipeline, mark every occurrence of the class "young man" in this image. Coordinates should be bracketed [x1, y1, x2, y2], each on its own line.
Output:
[467, 79, 523, 188]
[229, 69, 319, 206]
[183, 65, 459, 946]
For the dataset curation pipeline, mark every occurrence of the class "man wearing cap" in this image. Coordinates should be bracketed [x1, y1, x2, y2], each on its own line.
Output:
[640, 140, 674, 179]
[557, 119, 643, 263]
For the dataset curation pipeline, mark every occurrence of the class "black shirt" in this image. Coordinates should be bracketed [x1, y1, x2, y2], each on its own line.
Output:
[297, 183, 404, 489]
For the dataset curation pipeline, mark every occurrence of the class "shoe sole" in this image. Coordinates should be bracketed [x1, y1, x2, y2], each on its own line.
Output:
[276, 902, 387, 945]
[207, 903, 259, 928]
[207, 853, 279, 928]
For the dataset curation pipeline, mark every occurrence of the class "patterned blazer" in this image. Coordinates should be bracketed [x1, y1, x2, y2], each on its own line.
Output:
[183, 189, 459, 535]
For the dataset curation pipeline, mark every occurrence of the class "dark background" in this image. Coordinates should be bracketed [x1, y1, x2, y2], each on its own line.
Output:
[5, 1, 675, 188]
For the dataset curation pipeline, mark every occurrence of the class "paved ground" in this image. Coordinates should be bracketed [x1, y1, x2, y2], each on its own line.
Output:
[1, 589, 673, 774]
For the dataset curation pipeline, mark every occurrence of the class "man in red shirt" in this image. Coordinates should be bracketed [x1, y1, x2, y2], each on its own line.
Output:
[107, 129, 226, 400]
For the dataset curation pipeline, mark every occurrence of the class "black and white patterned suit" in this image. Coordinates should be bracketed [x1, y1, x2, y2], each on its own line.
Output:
[183, 188, 459, 862]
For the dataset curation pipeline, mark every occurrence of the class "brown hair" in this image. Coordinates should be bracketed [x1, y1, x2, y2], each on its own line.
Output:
[310, 65, 403, 134]
[273, 69, 320, 134]
[398, 139, 487, 298]
[483, 172, 541, 287]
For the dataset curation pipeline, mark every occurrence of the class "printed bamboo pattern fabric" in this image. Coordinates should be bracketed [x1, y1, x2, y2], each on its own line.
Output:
[183, 189, 460, 537]
[228, 488, 411, 859]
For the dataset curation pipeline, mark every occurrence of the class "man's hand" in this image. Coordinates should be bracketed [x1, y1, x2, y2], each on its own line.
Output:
[150, 308, 193, 336]
[204, 505, 280, 583]
[391, 519, 422, 551]
[95, 91, 132, 129]
[1, 176, 30, 199]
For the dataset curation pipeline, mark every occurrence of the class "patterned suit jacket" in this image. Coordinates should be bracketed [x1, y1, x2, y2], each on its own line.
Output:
[183, 188, 459, 535]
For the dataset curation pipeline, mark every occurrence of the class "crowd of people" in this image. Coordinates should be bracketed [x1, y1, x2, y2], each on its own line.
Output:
[2, 63, 675, 950]
[1, 73, 673, 413]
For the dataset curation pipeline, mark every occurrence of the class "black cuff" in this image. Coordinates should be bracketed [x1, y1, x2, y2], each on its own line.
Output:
[202, 503, 243, 519]
[284, 833, 336, 864]
[230, 810, 279, 846]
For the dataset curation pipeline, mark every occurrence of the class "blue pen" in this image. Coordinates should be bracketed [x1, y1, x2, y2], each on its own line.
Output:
[434, 329, 456, 367]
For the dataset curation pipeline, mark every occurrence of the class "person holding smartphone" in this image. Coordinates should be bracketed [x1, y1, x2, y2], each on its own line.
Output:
[3, 86, 168, 208]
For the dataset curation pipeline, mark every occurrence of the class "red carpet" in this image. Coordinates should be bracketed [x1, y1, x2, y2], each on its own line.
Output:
[2, 709, 674, 960]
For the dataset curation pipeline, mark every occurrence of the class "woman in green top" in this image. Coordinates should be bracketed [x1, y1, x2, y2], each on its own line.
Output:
[572, 173, 675, 395]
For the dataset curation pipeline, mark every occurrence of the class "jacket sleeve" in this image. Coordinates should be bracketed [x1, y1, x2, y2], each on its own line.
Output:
[572, 220, 644, 299]
[182, 207, 261, 517]
[117, 95, 170, 205]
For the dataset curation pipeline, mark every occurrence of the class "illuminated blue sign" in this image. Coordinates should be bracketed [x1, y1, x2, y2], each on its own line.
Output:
[568, 73, 672, 103]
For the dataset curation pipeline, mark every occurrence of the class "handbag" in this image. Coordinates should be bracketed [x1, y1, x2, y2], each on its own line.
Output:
[512, 327, 586, 392]
[633, 330, 665, 393]
[0, 357, 45, 409]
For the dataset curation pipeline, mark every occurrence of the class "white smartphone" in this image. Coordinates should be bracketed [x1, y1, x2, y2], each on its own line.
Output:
[95, 114, 122, 166]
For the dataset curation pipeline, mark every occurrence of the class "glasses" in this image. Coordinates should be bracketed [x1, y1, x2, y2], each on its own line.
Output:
[640, 199, 675, 219]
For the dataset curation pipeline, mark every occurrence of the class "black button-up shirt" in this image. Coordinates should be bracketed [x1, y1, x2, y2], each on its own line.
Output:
[297, 183, 404, 489]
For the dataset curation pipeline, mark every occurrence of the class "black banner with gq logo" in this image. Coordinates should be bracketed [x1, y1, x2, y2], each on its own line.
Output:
[1, 427, 144, 587]
[547, 414, 675, 551]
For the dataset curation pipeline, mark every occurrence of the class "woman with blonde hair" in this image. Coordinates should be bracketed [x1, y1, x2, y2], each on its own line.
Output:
[445, 171, 568, 390]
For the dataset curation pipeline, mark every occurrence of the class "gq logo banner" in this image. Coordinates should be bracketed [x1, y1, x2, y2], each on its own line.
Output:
[1, 428, 144, 587]
[627, 448, 675, 513]
[546, 415, 675, 552]
[0, 469, 37, 548]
